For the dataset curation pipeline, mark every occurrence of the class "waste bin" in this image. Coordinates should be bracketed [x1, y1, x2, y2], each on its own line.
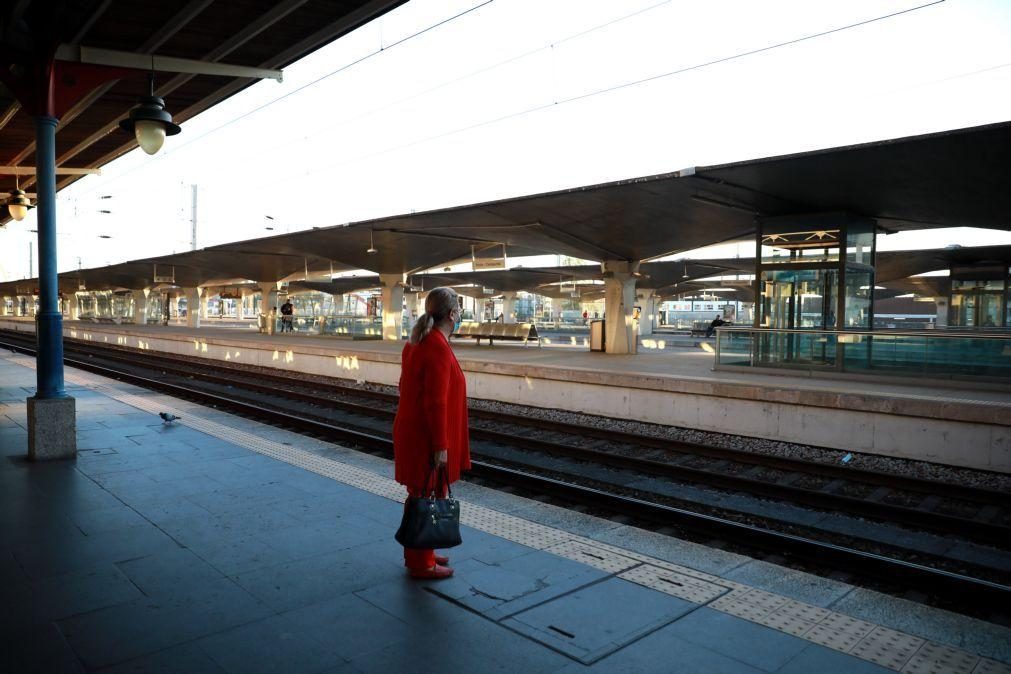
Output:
[590, 319, 605, 352]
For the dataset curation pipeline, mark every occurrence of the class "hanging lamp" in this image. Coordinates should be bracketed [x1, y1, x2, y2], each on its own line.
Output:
[6, 172, 32, 221]
[118, 73, 181, 155]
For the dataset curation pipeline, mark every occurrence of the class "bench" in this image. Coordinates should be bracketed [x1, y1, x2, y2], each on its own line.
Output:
[452, 321, 540, 347]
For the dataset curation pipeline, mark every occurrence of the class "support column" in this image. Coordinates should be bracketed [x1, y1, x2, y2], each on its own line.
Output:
[184, 288, 201, 328]
[199, 290, 210, 320]
[405, 292, 419, 330]
[380, 273, 406, 340]
[67, 293, 80, 321]
[260, 284, 278, 335]
[28, 114, 75, 460]
[0, 296, 9, 316]
[132, 289, 148, 325]
[501, 291, 517, 323]
[935, 298, 948, 328]
[637, 290, 656, 336]
[602, 260, 639, 354]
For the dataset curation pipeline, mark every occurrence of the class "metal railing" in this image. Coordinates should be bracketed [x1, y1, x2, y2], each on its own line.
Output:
[714, 326, 1011, 381]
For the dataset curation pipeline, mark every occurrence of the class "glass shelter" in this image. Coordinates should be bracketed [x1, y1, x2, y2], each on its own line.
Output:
[753, 213, 876, 365]
[948, 265, 1009, 329]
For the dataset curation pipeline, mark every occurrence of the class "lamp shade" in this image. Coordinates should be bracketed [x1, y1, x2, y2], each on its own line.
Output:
[118, 95, 181, 156]
[135, 120, 167, 155]
[7, 189, 31, 221]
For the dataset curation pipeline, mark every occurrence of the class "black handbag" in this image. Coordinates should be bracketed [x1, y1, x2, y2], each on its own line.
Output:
[395, 466, 462, 550]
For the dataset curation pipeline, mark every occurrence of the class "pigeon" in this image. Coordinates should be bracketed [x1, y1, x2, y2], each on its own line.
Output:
[159, 412, 181, 425]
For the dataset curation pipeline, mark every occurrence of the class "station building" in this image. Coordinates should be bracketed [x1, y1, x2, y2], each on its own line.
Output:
[1, 3, 1009, 672]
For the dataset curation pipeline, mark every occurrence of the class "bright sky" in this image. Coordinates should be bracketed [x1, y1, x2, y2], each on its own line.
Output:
[2, 0, 1010, 280]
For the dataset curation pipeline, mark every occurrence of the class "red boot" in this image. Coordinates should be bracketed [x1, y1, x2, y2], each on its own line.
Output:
[409, 564, 454, 579]
[435, 554, 450, 565]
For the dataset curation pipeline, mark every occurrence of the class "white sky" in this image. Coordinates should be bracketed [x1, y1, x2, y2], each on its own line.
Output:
[2, 0, 1010, 280]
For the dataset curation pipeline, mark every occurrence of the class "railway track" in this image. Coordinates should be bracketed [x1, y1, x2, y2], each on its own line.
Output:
[2, 329, 1009, 616]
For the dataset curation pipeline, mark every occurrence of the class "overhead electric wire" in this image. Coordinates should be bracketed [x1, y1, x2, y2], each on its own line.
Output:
[79, 0, 498, 196]
[81, 1, 951, 208]
[306, 0, 947, 176]
[228, 0, 673, 166]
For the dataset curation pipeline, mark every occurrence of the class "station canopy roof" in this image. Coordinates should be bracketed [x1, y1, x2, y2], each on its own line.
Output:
[2, 103, 1009, 295]
[1, 0, 408, 213]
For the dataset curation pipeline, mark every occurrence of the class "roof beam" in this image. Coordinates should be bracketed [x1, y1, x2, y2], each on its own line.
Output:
[42, 0, 311, 192]
[11, 0, 216, 179]
[55, 45, 284, 82]
[0, 166, 100, 175]
[535, 221, 627, 261]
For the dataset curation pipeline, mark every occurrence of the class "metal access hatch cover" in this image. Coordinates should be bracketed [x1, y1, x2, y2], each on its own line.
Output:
[502, 577, 700, 664]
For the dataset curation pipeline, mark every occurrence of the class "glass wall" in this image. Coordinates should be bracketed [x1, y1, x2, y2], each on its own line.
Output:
[950, 277, 1006, 328]
[756, 215, 876, 333]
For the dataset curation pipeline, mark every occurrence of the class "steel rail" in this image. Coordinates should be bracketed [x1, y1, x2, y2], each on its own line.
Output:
[3, 330, 1008, 543]
[24, 330, 1004, 507]
[2, 336, 1009, 613]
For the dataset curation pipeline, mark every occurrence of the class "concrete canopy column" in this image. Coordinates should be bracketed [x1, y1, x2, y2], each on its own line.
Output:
[637, 290, 656, 336]
[0, 296, 9, 316]
[380, 273, 406, 340]
[199, 290, 210, 320]
[501, 291, 517, 323]
[184, 288, 201, 328]
[405, 292, 421, 329]
[935, 297, 948, 328]
[67, 293, 80, 321]
[602, 260, 639, 354]
[132, 289, 148, 325]
[259, 284, 279, 335]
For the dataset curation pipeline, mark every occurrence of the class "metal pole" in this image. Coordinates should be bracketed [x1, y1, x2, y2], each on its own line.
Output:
[34, 115, 66, 399]
[190, 184, 198, 250]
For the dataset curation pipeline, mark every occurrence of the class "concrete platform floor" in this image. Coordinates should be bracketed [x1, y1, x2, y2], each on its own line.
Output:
[1, 353, 1009, 673]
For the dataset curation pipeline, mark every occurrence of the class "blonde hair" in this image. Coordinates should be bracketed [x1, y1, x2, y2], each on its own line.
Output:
[409, 287, 459, 345]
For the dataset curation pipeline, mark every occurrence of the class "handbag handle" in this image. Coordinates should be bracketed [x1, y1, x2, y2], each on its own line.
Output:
[421, 463, 453, 500]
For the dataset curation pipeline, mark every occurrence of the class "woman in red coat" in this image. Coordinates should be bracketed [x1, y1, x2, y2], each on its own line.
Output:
[393, 287, 471, 579]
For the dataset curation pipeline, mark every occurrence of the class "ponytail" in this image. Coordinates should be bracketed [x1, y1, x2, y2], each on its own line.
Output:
[408, 287, 458, 345]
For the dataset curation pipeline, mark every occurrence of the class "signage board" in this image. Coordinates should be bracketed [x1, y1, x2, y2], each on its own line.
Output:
[473, 257, 505, 270]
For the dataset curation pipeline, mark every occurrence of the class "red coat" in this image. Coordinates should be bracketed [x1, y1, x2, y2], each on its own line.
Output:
[393, 329, 471, 490]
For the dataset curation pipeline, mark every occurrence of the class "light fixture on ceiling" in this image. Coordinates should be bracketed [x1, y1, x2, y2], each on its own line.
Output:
[6, 171, 32, 222]
[682, 260, 690, 279]
[366, 228, 378, 255]
[118, 73, 181, 155]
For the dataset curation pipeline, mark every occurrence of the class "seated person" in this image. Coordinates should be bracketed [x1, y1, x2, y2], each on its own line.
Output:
[705, 314, 726, 338]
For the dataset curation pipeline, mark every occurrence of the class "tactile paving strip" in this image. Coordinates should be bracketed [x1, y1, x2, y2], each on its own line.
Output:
[901, 641, 980, 674]
[850, 625, 925, 670]
[618, 564, 731, 604]
[24, 358, 1008, 674]
[543, 540, 641, 574]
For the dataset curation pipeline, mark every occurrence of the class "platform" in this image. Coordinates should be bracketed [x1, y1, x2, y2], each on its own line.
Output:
[2, 352, 1009, 673]
[3, 318, 1010, 473]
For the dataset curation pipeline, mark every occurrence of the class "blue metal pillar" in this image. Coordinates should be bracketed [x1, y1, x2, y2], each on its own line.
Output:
[33, 115, 66, 400]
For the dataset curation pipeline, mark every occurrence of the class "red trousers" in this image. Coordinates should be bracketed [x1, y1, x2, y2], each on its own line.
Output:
[402, 485, 447, 570]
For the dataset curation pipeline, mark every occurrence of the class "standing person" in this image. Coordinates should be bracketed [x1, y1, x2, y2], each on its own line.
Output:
[280, 298, 294, 332]
[393, 287, 471, 579]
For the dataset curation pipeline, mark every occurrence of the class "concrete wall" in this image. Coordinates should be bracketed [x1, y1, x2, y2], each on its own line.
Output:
[1, 317, 1007, 473]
